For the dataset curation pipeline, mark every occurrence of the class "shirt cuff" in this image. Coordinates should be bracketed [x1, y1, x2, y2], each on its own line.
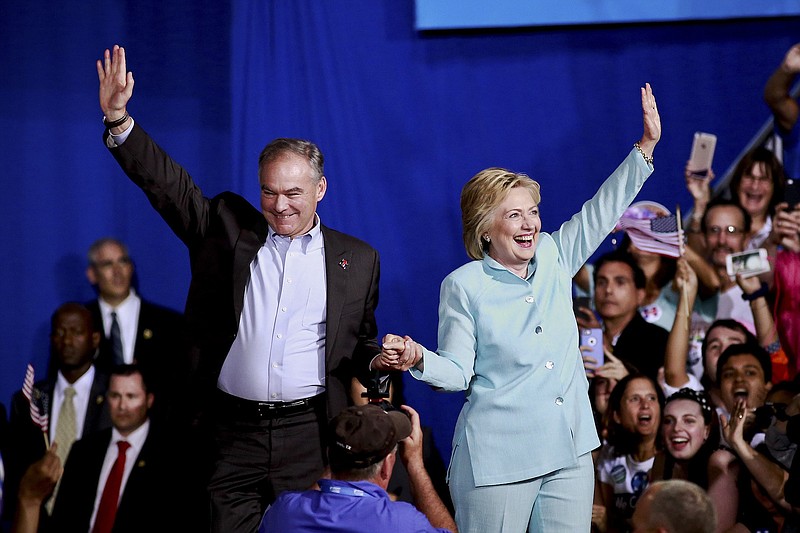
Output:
[105, 118, 135, 148]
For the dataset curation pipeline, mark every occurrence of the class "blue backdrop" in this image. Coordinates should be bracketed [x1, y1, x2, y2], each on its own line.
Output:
[1, 1, 798, 464]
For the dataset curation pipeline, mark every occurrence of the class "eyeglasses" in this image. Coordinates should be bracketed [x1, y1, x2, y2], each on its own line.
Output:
[706, 225, 744, 236]
[740, 174, 772, 184]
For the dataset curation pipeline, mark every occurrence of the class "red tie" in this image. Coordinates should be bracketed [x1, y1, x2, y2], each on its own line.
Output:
[92, 440, 131, 533]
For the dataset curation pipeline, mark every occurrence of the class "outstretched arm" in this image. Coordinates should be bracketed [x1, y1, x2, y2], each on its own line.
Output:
[97, 45, 134, 134]
[664, 258, 697, 388]
[764, 43, 800, 132]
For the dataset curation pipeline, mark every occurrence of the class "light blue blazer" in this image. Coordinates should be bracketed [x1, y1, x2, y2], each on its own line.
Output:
[411, 149, 653, 486]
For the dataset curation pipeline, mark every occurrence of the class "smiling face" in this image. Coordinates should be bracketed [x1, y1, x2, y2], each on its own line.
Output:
[737, 162, 774, 220]
[719, 354, 771, 417]
[484, 187, 541, 277]
[703, 326, 748, 384]
[259, 152, 326, 238]
[704, 205, 746, 269]
[662, 399, 710, 461]
[615, 377, 661, 438]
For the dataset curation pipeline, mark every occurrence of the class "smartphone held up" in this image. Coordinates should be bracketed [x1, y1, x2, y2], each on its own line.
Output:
[725, 248, 770, 279]
[688, 132, 717, 178]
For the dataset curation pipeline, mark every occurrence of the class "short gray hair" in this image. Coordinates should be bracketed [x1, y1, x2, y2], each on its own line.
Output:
[258, 138, 324, 183]
[645, 480, 716, 533]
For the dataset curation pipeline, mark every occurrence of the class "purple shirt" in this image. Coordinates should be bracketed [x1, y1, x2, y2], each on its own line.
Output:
[258, 479, 451, 533]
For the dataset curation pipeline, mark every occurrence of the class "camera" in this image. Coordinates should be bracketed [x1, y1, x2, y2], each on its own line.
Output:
[754, 402, 789, 431]
[361, 370, 404, 415]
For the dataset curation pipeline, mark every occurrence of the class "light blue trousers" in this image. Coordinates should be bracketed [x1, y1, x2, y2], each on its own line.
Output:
[448, 442, 594, 532]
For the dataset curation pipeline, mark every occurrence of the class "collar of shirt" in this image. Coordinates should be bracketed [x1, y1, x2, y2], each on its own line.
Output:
[56, 365, 96, 399]
[98, 289, 141, 328]
[267, 214, 324, 255]
[482, 254, 536, 281]
[110, 418, 150, 455]
[318, 479, 388, 500]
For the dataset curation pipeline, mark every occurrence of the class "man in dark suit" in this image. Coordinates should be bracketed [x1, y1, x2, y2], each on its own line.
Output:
[84, 237, 185, 421]
[5, 302, 112, 528]
[51, 364, 187, 533]
[97, 45, 390, 532]
[592, 250, 669, 381]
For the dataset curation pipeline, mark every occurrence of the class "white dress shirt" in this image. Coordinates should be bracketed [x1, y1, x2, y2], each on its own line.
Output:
[89, 420, 150, 530]
[99, 289, 142, 364]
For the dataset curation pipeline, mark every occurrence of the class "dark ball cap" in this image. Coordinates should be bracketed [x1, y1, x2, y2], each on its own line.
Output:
[329, 404, 412, 468]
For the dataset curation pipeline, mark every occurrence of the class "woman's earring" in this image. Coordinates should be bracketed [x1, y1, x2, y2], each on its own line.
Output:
[483, 234, 491, 243]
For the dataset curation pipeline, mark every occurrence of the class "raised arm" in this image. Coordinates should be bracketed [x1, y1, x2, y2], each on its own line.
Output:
[399, 405, 458, 532]
[764, 43, 800, 132]
[664, 258, 697, 388]
[11, 446, 62, 533]
[97, 45, 134, 134]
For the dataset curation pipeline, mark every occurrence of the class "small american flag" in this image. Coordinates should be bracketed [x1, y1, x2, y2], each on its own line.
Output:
[617, 214, 683, 258]
[22, 363, 49, 434]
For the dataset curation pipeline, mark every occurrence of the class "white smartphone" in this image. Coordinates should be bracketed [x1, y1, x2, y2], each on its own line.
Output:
[726, 248, 770, 279]
[688, 132, 717, 178]
[580, 328, 604, 369]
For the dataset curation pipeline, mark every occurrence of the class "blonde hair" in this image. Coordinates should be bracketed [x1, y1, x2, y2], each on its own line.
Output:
[461, 167, 541, 260]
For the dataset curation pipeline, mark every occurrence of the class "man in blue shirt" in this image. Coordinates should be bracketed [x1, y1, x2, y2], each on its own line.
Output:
[258, 404, 456, 532]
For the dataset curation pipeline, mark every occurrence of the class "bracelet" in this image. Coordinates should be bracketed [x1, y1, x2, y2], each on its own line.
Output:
[741, 282, 769, 301]
[633, 142, 654, 166]
[103, 112, 130, 129]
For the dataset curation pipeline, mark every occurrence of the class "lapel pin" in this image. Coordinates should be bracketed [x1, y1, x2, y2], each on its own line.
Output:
[143, 329, 153, 340]
[339, 259, 349, 270]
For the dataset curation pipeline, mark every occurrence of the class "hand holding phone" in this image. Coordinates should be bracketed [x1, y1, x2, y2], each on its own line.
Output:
[726, 248, 770, 279]
[580, 328, 604, 374]
[687, 132, 717, 178]
[573, 296, 593, 322]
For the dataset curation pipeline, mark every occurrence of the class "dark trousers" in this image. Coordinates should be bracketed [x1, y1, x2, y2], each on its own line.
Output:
[208, 393, 327, 533]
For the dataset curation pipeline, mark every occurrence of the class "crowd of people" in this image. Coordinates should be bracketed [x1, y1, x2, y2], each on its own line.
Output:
[0, 42, 798, 533]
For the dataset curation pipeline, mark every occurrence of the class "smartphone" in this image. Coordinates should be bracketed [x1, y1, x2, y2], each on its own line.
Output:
[573, 296, 593, 322]
[725, 248, 770, 279]
[784, 178, 800, 210]
[687, 132, 717, 178]
[580, 328, 604, 368]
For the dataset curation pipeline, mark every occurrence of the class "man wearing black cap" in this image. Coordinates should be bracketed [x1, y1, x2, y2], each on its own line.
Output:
[257, 404, 456, 532]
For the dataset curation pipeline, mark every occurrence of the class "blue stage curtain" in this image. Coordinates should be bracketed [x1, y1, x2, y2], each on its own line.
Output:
[1, 0, 798, 464]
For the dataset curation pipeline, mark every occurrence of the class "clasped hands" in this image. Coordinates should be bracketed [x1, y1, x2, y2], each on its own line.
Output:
[373, 334, 423, 371]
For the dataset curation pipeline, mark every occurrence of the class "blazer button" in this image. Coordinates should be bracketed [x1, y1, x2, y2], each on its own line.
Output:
[525, 296, 534, 303]
[555, 397, 564, 406]
[535, 326, 543, 334]
[545, 361, 554, 369]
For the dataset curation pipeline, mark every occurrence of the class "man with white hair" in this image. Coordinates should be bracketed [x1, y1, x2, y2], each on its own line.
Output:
[631, 479, 715, 533]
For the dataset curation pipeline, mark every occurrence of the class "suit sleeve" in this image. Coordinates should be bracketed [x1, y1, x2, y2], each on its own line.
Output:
[105, 123, 212, 247]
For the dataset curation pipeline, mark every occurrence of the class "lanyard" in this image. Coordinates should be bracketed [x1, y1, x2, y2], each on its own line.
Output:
[321, 484, 368, 497]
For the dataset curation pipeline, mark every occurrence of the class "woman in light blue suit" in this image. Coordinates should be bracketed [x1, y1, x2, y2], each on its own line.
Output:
[378, 84, 662, 532]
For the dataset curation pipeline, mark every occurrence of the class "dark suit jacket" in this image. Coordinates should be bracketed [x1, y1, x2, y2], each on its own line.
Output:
[107, 124, 381, 422]
[3, 370, 112, 527]
[87, 298, 187, 422]
[87, 298, 185, 373]
[51, 424, 186, 533]
[612, 313, 670, 381]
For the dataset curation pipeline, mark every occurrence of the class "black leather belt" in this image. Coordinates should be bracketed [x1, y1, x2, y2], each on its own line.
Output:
[218, 391, 324, 419]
